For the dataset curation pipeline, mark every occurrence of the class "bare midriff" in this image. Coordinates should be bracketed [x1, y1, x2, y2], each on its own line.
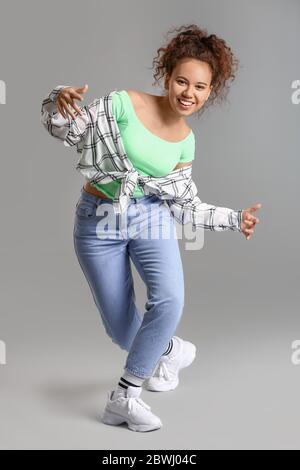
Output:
[83, 181, 112, 199]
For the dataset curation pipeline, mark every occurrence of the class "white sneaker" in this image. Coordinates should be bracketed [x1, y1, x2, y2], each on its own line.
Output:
[143, 336, 197, 392]
[101, 385, 163, 432]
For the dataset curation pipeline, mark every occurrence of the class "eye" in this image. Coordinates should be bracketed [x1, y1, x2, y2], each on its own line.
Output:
[177, 79, 205, 90]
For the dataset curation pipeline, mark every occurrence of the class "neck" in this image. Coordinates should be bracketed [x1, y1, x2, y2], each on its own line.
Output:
[157, 93, 185, 127]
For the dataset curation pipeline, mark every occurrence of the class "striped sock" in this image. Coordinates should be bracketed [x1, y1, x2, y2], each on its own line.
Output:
[162, 336, 181, 359]
[113, 370, 145, 398]
[162, 338, 174, 356]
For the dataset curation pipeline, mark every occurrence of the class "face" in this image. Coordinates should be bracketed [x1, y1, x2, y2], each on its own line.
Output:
[164, 57, 213, 116]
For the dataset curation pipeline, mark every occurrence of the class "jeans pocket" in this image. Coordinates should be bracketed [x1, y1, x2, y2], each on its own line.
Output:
[75, 200, 97, 218]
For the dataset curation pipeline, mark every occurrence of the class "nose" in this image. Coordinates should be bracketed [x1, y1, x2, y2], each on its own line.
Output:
[182, 93, 193, 101]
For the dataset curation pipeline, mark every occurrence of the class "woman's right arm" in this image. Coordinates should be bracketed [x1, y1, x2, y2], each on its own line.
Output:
[40, 84, 98, 147]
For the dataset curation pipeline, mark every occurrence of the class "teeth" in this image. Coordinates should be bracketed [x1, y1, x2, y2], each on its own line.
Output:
[178, 99, 193, 106]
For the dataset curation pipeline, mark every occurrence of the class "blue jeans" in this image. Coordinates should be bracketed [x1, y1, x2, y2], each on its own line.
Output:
[73, 187, 185, 379]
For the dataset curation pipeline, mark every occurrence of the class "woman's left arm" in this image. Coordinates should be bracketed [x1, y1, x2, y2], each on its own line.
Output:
[169, 162, 262, 237]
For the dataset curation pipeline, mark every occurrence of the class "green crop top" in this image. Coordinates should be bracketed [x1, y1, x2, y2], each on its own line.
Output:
[92, 90, 195, 199]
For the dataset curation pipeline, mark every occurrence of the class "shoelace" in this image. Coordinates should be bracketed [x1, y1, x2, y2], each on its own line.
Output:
[127, 397, 151, 415]
[109, 391, 152, 415]
[155, 360, 171, 381]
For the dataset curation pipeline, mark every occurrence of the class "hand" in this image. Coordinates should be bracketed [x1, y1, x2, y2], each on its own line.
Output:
[56, 84, 89, 119]
[241, 203, 262, 240]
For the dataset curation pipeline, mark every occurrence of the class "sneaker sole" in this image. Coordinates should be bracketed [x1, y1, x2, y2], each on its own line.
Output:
[144, 342, 197, 392]
[101, 409, 162, 432]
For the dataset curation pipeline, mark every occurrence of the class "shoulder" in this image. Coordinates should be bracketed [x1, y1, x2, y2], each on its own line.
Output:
[112, 89, 144, 121]
[111, 90, 128, 122]
[125, 89, 148, 109]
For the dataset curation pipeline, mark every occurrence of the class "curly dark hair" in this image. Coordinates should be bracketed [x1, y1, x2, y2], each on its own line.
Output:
[150, 24, 239, 117]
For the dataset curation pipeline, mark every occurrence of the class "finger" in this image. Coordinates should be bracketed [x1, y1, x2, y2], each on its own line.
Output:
[70, 90, 85, 102]
[249, 203, 262, 213]
[64, 95, 82, 116]
[71, 101, 83, 116]
[243, 210, 256, 220]
[60, 98, 74, 119]
[60, 97, 75, 120]
[66, 105, 76, 120]
[244, 219, 254, 226]
[76, 84, 88, 94]
[242, 222, 253, 230]
[57, 102, 66, 119]
[244, 212, 258, 224]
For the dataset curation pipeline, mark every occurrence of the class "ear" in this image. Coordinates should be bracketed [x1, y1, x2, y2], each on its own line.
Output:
[164, 74, 170, 91]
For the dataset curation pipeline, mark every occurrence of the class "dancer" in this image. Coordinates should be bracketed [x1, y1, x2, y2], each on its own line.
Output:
[41, 24, 261, 432]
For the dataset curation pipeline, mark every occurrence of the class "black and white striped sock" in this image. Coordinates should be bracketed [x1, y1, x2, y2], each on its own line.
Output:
[113, 370, 145, 398]
[162, 338, 174, 356]
[113, 338, 178, 399]
[162, 336, 181, 359]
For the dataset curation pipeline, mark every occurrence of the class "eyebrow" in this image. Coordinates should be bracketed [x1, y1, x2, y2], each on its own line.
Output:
[176, 75, 208, 85]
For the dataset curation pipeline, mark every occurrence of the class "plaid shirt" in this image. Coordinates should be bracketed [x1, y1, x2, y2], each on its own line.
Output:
[41, 85, 243, 232]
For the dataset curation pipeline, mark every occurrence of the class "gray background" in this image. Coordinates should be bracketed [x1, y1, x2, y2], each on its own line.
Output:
[0, 0, 299, 450]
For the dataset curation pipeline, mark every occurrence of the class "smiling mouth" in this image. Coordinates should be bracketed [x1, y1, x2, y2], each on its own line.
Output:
[177, 98, 194, 108]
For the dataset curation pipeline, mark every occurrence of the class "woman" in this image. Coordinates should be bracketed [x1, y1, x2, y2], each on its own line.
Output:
[42, 24, 261, 432]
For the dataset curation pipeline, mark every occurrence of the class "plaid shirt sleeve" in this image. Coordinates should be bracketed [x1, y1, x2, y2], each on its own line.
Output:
[40, 85, 98, 147]
[166, 197, 243, 232]
[164, 170, 243, 232]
